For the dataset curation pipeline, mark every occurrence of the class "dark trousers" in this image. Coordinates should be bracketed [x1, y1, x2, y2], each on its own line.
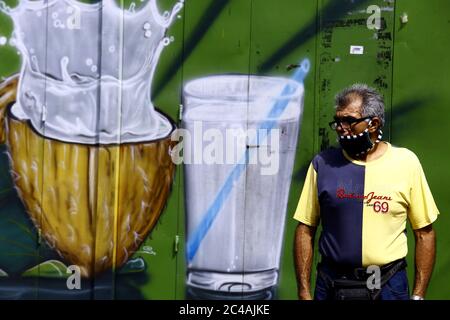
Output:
[314, 261, 410, 300]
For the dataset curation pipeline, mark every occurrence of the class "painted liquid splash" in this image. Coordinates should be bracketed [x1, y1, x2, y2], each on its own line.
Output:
[0, 0, 183, 144]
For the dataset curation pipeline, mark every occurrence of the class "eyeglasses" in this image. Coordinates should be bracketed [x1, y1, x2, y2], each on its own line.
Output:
[328, 116, 372, 130]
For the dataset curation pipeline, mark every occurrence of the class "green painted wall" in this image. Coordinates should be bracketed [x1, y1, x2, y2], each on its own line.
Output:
[0, 0, 448, 299]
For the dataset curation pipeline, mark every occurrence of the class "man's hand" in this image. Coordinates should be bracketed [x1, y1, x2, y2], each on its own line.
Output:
[297, 289, 313, 300]
[294, 222, 316, 300]
[412, 224, 436, 299]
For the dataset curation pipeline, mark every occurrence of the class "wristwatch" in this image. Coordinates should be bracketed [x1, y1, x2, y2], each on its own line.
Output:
[410, 295, 425, 300]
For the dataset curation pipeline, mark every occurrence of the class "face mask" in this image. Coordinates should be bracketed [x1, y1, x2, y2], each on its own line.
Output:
[338, 121, 383, 157]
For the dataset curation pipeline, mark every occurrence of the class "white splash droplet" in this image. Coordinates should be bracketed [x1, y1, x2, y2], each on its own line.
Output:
[31, 55, 40, 73]
[170, 36, 174, 42]
[0, 1, 12, 14]
[60, 56, 73, 84]
[54, 20, 63, 28]
[2, 0, 185, 145]
[9, 38, 16, 46]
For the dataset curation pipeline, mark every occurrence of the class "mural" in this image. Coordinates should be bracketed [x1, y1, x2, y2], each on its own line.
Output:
[181, 62, 309, 298]
[0, 0, 182, 283]
[0, 0, 310, 299]
[0, 0, 448, 300]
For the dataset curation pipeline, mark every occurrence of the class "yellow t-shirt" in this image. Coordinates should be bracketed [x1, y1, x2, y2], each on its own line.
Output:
[293, 142, 439, 267]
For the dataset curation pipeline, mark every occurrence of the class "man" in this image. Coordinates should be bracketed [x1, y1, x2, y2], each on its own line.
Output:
[293, 84, 439, 300]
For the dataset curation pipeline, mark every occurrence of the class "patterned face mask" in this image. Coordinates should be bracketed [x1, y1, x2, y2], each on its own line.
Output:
[338, 121, 383, 157]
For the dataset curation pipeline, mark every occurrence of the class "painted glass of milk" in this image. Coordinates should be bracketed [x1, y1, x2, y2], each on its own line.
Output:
[181, 74, 304, 295]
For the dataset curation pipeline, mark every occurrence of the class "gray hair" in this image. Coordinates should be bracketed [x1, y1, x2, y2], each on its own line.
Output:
[335, 84, 385, 127]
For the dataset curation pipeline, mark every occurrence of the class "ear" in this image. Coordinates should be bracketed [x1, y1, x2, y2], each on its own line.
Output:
[368, 117, 381, 133]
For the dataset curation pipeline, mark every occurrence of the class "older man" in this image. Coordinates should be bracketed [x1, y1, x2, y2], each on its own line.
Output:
[293, 84, 439, 300]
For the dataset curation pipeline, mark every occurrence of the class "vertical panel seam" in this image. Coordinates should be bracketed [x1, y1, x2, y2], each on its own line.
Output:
[389, 0, 398, 144]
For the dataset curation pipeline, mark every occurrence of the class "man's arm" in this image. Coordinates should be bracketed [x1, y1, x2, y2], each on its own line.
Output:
[412, 224, 436, 298]
[294, 222, 316, 300]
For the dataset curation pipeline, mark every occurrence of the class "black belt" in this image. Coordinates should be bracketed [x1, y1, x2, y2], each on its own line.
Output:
[319, 258, 407, 281]
[317, 258, 408, 300]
